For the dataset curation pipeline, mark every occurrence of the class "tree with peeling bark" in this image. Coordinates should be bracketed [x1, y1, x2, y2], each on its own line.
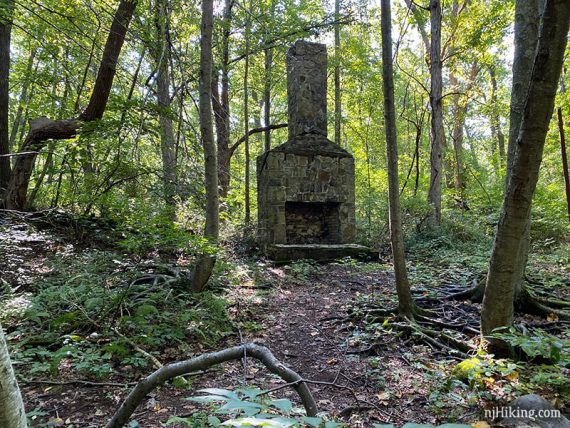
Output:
[0, 322, 27, 428]
[481, 0, 570, 353]
[189, 0, 219, 292]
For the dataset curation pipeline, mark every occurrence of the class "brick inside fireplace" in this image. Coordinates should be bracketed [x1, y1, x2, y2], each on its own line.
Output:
[285, 201, 341, 244]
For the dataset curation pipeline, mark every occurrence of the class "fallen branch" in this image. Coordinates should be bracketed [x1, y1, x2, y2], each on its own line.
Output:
[105, 343, 318, 428]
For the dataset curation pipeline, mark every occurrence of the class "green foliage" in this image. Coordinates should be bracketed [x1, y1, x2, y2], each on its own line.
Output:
[491, 328, 570, 394]
[118, 208, 214, 256]
[7, 250, 233, 379]
[168, 388, 343, 427]
[283, 260, 318, 281]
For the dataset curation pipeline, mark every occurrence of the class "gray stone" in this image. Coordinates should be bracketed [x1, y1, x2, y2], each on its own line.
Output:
[257, 39, 370, 260]
[500, 394, 570, 428]
[287, 40, 328, 140]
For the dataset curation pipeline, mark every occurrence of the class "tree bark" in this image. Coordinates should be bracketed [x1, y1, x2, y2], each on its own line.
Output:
[2, 0, 137, 210]
[334, 0, 341, 147]
[263, 0, 274, 154]
[190, 0, 219, 292]
[427, 0, 445, 226]
[481, 0, 570, 351]
[558, 106, 570, 221]
[213, 0, 232, 199]
[381, 0, 415, 319]
[0, 0, 14, 198]
[508, 0, 543, 308]
[449, 61, 478, 207]
[153, 0, 178, 208]
[0, 323, 27, 428]
[243, 0, 252, 224]
[488, 65, 506, 166]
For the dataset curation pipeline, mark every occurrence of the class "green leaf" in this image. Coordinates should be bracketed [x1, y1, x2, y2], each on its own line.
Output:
[402, 424, 434, 428]
[198, 388, 239, 399]
[301, 416, 324, 427]
[269, 398, 293, 413]
[208, 416, 222, 427]
[221, 417, 289, 427]
[437, 424, 473, 428]
[324, 422, 345, 428]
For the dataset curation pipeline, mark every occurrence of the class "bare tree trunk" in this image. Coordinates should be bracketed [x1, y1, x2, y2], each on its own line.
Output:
[481, 0, 570, 352]
[488, 65, 506, 166]
[427, 0, 445, 227]
[334, 0, 341, 146]
[2, 0, 137, 210]
[381, 0, 415, 319]
[558, 106, 570, 221]
[0, 0, 14, 198]
[0, 323, 27, 428]
[449, 61, 478, 207]
[263, 0, 275, 152]
[243, 0, 252, 224]
[154, 0, 177, 209]
[190, 0, 218, 292]
[508, 0, 543, 308]
[213, 0, 232, 199]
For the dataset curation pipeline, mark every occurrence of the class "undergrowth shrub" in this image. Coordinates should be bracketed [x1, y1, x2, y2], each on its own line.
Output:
[7, 250, 232, 379]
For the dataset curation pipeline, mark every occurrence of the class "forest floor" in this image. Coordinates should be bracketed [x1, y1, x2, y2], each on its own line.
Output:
[1, 212, 569, 427]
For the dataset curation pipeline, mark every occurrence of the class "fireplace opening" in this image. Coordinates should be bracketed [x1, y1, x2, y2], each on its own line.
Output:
[285, 201, 341, 244]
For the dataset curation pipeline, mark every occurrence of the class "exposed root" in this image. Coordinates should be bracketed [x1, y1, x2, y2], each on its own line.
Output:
[518, 297, 570, 321]
[106, 343, 318, 428]
[389, 322, 471, 359]
[534, 296, 570, 309]
[443, 280, 485, 303]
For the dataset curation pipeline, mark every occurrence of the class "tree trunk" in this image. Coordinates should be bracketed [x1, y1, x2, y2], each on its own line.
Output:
[154, 0, 178, 209]
[334, 0, 341, 146]
[381, 0, 415, 319]
[263, 0, 275, 152]
[243, 0, 252, 224]
[427, 0, 445, 227]
[2, 0, 137, 210]
[558, 106, 570, 221]
[488, 65, 506, 167]
[0, 0, 14, 198]
[481, 0, 570, 352]
[190, 0, 219, 292]
[213, 0, 232, 199]
[450, 61, 478, 207]
[507, 0, 545, 309]
[0, 323, 27, 428]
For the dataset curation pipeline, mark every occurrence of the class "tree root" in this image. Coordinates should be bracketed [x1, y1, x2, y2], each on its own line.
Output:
[391, 321, 472, 358]
[105, 343, 318, 428]
[517, 295, 570, 321]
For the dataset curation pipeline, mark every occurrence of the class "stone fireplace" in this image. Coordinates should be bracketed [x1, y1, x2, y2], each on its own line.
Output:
[257, 40, 371, 261]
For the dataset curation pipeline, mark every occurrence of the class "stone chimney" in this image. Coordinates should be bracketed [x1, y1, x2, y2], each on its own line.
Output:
[287, 40, 328, 141]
